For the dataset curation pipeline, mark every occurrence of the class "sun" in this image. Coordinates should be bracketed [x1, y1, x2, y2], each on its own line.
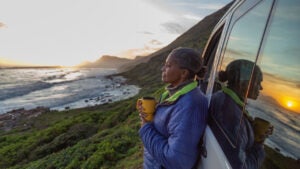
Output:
[287, 101, 293, 108]
[281, 98, 300, 113]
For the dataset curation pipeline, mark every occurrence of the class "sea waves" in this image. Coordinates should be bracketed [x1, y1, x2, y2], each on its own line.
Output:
[0, 68, 139, 114]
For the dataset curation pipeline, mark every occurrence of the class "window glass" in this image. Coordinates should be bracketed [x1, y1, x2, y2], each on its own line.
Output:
[216, 0, 273, 89]
[207, 0, 273, 164]
[250, 0, 300, 159]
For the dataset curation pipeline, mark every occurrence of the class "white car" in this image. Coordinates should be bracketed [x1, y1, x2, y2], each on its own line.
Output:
[198, 0, 300, 168]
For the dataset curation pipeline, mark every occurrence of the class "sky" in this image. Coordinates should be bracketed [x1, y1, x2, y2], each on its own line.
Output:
[0, 0, 231, 66]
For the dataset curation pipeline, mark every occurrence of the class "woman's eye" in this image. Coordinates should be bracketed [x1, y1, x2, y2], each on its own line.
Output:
[165, 64, 171, 68]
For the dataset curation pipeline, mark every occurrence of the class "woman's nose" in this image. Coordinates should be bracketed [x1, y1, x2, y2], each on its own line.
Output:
[259, 84, 263, 90]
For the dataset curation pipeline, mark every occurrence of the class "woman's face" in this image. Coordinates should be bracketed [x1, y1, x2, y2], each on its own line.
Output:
[248, 73, 263, 99]
[161, 55, 186, 87]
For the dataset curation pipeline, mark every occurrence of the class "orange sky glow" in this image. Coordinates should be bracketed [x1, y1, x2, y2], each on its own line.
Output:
[261, 74, 300, 113]
[0, 0, 230, 67]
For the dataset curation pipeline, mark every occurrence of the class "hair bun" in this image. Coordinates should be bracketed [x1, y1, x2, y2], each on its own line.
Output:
[196, 66, 207, 79]
[218, 71, 227, 82]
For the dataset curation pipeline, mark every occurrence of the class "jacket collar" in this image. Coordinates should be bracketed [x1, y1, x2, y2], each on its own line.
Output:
[222, 86, 252, 120]
[160, 81, 198, 104]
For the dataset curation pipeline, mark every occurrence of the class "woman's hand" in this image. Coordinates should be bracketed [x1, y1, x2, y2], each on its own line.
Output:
[256, 125, 274, 144]
[137, 101, 148, 127]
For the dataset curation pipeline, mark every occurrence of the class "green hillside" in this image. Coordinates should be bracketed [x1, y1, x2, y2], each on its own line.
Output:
[0, 2, 298, 169]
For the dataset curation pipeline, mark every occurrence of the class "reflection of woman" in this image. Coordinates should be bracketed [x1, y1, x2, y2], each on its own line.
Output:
[209, 59, 271, 169]
[138, 47, 208, 169]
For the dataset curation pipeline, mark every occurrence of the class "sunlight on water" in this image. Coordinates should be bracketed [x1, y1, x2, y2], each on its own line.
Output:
[65, 71, 82, 81]
[51, 85, 68, 91]
[0, 68, 140, 114]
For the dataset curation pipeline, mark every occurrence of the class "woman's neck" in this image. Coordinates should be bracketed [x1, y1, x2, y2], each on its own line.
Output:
[228, 86, 245, 101]
[167, 79, 194, 96]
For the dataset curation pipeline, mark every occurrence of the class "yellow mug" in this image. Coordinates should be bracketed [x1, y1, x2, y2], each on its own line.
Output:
[136, 97, 157, 121]
[253, 117, 272, 142]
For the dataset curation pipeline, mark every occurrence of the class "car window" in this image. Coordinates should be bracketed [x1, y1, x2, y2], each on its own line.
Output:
[200, 26, 223, 93]
[250, 0, 300, 159]
[212, 0, 274, 94]
[207, 0, 274, 154]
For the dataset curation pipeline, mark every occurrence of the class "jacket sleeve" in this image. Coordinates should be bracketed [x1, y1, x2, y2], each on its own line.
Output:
[243, 142, 265, 169]
[237, 116, 266, 169]
[139, 96, 207, 169]
[225, 141, 265, 169]
[209, 92, 265, 169]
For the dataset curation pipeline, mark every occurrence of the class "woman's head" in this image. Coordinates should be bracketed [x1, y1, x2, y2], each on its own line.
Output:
[161, 47, 202, 87]
[219, 59, 263, 100]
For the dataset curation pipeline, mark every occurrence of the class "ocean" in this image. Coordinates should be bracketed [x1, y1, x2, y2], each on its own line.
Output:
[248, 99, 300, 160]
[0, 68, 139, 114]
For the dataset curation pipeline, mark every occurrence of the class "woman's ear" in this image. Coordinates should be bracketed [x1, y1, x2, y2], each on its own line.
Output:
[181, 69, 190, 80]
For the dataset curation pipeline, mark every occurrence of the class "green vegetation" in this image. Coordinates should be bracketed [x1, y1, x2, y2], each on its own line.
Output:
[0, 99, 144, 169]
[0, 3, 298, 169]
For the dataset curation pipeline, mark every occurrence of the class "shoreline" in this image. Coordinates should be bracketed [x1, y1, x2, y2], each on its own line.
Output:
[0, 75, 140, 132]
[0, 75, 140, 115]
[51, 76, 140, 111]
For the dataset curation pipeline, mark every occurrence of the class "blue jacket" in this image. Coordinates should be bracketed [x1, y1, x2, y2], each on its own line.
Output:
[209, 90, 265, 169]
[139, 87, 208, 169]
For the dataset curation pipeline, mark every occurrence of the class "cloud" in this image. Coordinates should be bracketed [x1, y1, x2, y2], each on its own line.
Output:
[183, 14, 202, 21]
[149, 39, 163, 46]
[119, 39, 164, 59]
[138, 31, 154, 35]
[161, 22, 187, 34]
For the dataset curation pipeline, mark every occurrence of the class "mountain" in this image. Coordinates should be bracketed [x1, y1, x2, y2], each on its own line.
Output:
[81, 1, 229, 72]
[118, 55, 152, 72]
[78, 55, 133, 68]
[121, 2, 232, 88]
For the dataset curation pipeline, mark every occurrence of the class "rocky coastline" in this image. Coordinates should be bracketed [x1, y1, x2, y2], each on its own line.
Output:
[0, 76, 140, 132]
[0, 107, 50, 132]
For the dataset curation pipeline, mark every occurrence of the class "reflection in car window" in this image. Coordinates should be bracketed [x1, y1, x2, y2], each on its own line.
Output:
[207, 0, 274, 166]
[216, 0, 273, 88]
[249, 0, 300, 159]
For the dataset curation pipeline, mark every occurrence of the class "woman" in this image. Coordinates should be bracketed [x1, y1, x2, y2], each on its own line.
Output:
[138, 47, 208, 169]
[209, 59, 272, 169]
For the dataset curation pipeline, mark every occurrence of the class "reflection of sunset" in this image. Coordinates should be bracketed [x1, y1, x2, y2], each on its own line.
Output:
[282, 97, 298, 111]
[287, 101, 293, 108]
[261, 74, 300, 113]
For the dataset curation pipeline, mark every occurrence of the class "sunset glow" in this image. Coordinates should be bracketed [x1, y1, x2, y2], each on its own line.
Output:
[0, 0, 230, 67]
[281, 97, 299, 112]
[262, 75, 300, 113]
[287, 101, 293, 108]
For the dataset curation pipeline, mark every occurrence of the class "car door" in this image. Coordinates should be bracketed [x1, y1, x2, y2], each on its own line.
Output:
[196, 0, 300, 168]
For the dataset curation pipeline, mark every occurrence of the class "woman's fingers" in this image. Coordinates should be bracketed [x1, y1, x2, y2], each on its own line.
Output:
[139, 112, 148, 126]
[266, 125, 274, 136]
[139, 112, 148, 119]
[137, 102, 145, 113]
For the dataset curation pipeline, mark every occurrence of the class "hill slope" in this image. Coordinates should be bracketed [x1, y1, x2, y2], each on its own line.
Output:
[120, 2, 230, 88]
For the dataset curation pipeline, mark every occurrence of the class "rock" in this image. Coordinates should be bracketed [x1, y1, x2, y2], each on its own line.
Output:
[0, 107, 50, 131]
